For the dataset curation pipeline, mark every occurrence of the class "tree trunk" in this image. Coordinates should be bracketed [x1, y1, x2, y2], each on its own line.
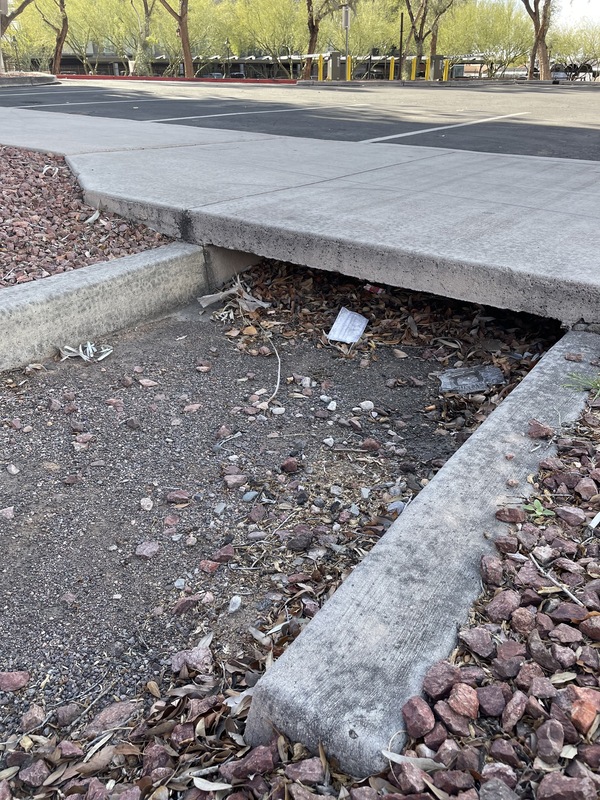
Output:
[302, 0, 318, 80]
[131, 0, 154, 76]
[429, 21, 438, 60]
[528, 37, 537, 79]
[178, 0, 193, 77]
[51, 0, 68, 75]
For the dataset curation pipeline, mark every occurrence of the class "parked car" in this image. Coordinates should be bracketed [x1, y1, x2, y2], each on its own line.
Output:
[206, 72, 223, 79]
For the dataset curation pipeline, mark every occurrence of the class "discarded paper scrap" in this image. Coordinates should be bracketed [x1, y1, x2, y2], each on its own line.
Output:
[59, 342, 113, 363]
[439, 365, 505, 395]
[327, 307, 369, 344]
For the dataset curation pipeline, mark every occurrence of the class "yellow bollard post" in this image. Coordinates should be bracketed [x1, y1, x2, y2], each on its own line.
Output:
[424, 57, 431, 80]
[346, 54, 352, 81]
[389, 57, 395, 81]
[410, 57, 417, 81]
[317, 54, 324, 82]
[443, 59, 449, 82]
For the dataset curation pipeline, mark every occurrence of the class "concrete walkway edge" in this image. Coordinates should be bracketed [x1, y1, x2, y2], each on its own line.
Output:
[245, 330, 600, 776]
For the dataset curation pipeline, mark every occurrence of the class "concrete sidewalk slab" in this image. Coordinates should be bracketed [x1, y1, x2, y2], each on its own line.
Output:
[2, 107, 600, 323]
[0, 106, 272, 154]
[246, 330, 600, 776]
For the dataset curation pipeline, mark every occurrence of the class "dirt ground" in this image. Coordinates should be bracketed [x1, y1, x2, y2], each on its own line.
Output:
[0, 261, 561, 739]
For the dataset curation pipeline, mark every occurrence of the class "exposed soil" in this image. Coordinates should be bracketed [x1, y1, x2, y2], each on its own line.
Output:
[0, 260, 560, 746]
[0, 146, 170, 287]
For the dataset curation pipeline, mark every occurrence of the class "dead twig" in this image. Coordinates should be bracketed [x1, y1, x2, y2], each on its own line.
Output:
[529, 554, 585, 606]
[66, 679, 119, 733]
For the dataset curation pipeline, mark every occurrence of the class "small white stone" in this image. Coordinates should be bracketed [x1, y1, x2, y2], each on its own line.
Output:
[360, 487, 371, 499]
[140, 497, 153, 511]
[6, 464, 20, 475]
[228, 595, 242, 614]
[323, 437, 335, 447]
[271, 407, 286, 415]
[320, 395, 332, 403]
[327, 401, 337, 411]
[359, 401, 374, 412]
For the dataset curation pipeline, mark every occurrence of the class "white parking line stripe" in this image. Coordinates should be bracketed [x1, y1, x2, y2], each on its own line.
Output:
[19, 97, 169, 108]
[359, 112, 531, 143]
[149, 104, 343, 122]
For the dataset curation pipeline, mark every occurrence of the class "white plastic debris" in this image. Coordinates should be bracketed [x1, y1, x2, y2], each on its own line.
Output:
[327, 307, 369, 344]
[59, 342, 113, 362]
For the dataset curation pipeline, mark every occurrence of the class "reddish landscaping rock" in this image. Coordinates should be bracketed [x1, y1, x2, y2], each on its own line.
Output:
[166, 489, 191, 503]
[489, 739, 521, 768]
[423, 661, 461, 700]
[350, 789, 379, 800]
[447, 683, 479, 719]
[511, 606, 536, 635]
[575, 477, 597, 500]
[433, 770, 474, 794]
[0, 671, 29, 692]
[547, 602, 588, 623]
[20, 703, 45, 732]
[394, 762, 428, 794]
[219, 746, 276, 781]
[142, 743, 173, 776]
[280, 457, 299, 473]
[434, 700, 471, 737]
[479, 779, 519, 800]
[82, 701, 138, 739]
[481, 762, 517, 789]
[55, 702, 80, 727]
[481, 555, 504, 586]
[477, 685, 507, 717]
[211, 544, 235, 563]
[171, 594, 202, 615]
[458, 627, 495, 658]
[495, 508, 526, 524]
[528, 419, 554, 439]
[424, 722, 447, 749]
[579, 744, 600, 770]
[528, 629, 561, 671]
[401, 696, 436, 738]
[515, 661, 544, 690]
[537, 773, 596, 800]
[536, 719, 564, 764]
[0, 781, 11, 800]
[530, 676, 557, 699]
[486, 590, 521, 622]
[554, 506, 586, 527]
[501, 690, 528, 732]
[18, 759, 50, 787]
[579, 617, 600, 641]
[58, 740, 84, 758]
[284, 758, 325, 785]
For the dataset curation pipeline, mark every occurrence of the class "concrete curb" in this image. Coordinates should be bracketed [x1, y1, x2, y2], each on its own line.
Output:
[0, 75, 58, 88]
[0, 241, 257, 372]
[245, 330, 600, 776]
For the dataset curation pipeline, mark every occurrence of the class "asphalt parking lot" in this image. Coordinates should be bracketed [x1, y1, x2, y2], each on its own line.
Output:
[1, 78, 599, 159]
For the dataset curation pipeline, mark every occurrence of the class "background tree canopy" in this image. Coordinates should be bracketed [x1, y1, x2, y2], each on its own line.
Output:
[2, 0, 599, 78]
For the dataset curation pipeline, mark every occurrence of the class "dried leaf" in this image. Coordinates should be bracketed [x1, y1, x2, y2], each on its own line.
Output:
[77, 745, 115, 775]
[192, 778, 233, 791]
[146, 680, 161, 698]
[381, 750, 444, 772]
